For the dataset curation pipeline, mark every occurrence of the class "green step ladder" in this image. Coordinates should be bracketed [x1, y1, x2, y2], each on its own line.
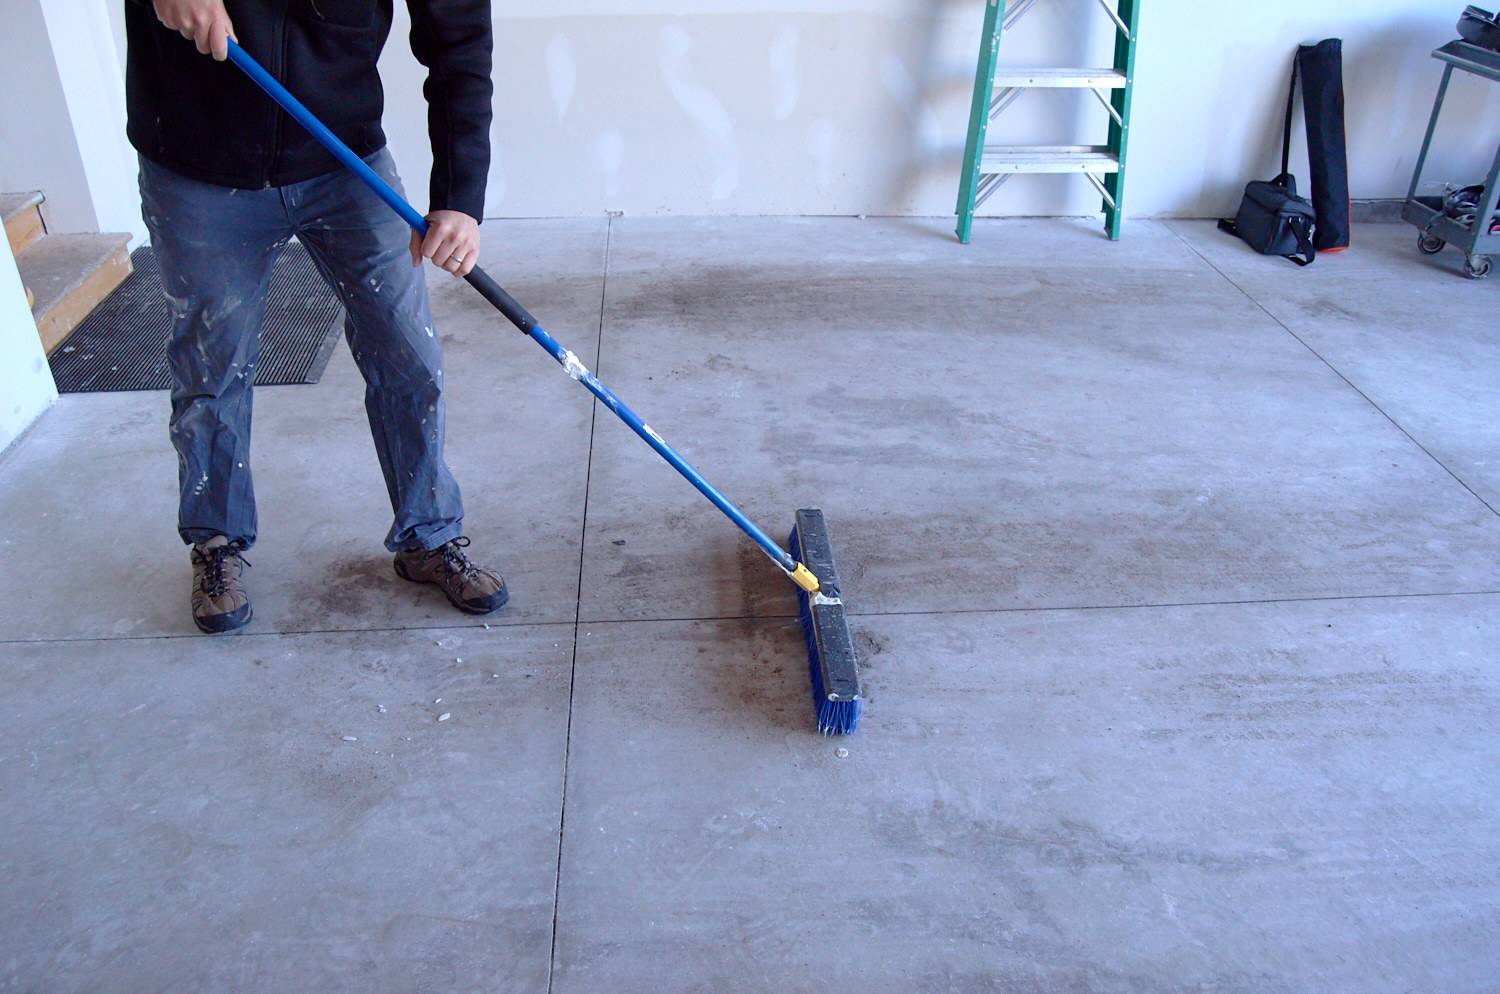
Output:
[955, 0, 1141, 243]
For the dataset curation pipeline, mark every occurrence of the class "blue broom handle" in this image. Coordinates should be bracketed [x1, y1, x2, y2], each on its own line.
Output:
[224, 39, 812, 585]
[226, 42, 428, 234]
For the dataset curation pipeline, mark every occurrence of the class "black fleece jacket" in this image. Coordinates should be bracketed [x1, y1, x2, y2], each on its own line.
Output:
[125, 0, 493, 220]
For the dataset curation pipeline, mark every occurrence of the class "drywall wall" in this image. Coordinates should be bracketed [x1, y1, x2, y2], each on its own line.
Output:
[0, 0, 96, 234]
[0, 244, 56, 453]
[69, 0, 1500, 221]
[0, 0, 144, 243]
[37, 0, 147, 243]
[370, 0, 1499, 220]
[1127, 0, 1500, 218]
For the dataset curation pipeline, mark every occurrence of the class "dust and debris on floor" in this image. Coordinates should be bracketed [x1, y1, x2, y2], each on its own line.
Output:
[1, 218, 1497, 993]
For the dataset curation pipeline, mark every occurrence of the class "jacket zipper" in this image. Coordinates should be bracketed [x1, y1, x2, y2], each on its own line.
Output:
[265, 2, 289, 187]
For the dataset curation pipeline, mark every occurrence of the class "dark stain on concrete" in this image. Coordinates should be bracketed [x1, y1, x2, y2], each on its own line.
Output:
[282, 555, 393, 630]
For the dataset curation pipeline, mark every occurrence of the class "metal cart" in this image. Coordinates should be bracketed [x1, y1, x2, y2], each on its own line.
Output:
[1402, 40, 1500, 279]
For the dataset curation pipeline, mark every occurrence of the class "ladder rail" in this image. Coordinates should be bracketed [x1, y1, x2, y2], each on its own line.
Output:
[1102, 0, 1141, 240]
[955, 0, 1139, 242]
[955, 0, 1009, 244]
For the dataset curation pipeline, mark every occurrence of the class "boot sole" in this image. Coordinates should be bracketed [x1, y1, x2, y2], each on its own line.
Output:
[194, 603, 252, 634]
[393, 559, 510, 615]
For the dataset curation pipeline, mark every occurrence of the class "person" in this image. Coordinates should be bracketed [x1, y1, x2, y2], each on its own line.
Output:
[125, 0, 507, 633]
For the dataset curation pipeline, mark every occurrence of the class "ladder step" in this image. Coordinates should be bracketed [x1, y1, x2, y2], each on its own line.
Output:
[979, 146, 1121, 174]
[992, 67, 1126, 88]
[955, 0, 1140, 242]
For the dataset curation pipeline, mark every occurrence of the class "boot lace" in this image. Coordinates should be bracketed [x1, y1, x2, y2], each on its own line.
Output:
[200, 542, 249, 598]
[437, 536, 484, 582]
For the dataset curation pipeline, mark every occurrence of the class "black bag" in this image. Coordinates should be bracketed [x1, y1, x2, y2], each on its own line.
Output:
[1297, 39, 1351, 251]
[1219, 59, 1317, 266]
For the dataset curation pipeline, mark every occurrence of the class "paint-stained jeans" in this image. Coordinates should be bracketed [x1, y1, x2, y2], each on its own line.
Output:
[139, 149, 464, 553]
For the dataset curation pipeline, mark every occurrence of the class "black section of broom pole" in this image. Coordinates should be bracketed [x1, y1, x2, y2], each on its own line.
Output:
[465, 266, 537, 335]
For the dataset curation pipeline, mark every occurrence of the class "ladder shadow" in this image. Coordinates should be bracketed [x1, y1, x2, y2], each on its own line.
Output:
[884, 0, 979, 217]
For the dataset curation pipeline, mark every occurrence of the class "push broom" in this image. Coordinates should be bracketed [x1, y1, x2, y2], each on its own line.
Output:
[222, 40, 863, 734]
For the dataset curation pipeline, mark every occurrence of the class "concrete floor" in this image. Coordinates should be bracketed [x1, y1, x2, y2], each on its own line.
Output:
[2, 217, 1498, 992]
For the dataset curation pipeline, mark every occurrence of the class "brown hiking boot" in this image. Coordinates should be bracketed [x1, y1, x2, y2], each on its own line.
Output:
[393, 536, 509, 614]
[190, 536, 252, 634]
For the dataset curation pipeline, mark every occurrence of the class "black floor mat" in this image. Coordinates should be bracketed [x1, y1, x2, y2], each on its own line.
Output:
[49, 242, 344, 393]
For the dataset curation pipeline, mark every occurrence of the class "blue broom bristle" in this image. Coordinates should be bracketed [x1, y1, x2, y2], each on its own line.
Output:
[792, 524, 863, 736]
[819, 698, 863, 736]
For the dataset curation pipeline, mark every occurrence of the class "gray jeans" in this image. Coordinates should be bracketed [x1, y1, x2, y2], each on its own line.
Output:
[139, 149, 464, 552]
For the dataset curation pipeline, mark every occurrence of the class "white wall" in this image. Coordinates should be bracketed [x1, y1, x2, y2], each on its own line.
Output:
[22, 1, 1497, 227]
[0, 0, 144, 243]
[37, 0, 147, 243]
[0, 243, 56, 453]
[1128, 0, 1499, 218]
[0, 0, 97, 233]
[371, 0, 1499, 220]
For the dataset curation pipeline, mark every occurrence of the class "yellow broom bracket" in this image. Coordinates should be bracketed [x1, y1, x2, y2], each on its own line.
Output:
[789, 562, 821, 593]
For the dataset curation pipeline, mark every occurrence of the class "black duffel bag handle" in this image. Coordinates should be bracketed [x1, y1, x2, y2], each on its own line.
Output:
[1278, 55, 1298, 190]
[1218, 57, 1317, 266]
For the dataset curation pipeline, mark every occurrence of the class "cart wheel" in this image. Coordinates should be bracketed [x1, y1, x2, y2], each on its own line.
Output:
[1417, 233, 1445, 255]
[1464, 255, 1492, 280]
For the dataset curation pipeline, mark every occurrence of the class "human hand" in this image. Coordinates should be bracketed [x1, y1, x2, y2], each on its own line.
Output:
[409, 210, 480, 278]
[152, 0, 236, 60]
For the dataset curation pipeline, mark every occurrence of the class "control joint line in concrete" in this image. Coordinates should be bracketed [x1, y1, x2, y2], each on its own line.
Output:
[841, 587, 1500, 620]
[9, 587, 1500, 651]
[546, 212, 614, 994]
[0, 618, 573, 647]
[563, 588, 1500, 628]
[1167, 222, 1500, 519]
[7, 589, 1500, 649]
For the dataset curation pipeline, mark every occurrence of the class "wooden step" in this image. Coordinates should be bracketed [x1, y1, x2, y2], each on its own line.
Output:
[2, 190, 46, 257]
[17, 233, 133, 354]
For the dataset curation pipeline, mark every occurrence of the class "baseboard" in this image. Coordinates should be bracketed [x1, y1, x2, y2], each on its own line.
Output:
[1351, 199, 1417, 224]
